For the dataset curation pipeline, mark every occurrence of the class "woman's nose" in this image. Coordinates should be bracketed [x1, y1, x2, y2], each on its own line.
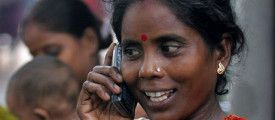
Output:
[138, 55, 164, 80]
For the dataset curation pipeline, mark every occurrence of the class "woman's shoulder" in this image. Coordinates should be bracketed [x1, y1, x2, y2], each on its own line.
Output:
[222, 114, 248, 120]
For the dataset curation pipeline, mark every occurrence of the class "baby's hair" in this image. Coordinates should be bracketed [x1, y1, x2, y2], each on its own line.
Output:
[7, 56, 79, 117]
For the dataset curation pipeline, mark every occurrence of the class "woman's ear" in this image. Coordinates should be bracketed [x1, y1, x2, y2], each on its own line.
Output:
[80, 27, 99, 55]
[33, 108, 51, 120]
[215, 33, 233, 69]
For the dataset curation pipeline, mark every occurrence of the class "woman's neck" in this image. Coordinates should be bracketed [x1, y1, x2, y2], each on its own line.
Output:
[186, 94, 226, 120]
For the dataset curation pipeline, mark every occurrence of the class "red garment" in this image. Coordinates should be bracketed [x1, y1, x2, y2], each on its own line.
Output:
[223, 114, 248, 120]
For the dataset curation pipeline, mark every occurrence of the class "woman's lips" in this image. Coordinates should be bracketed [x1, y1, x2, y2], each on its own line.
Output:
[142, 89, 176, 110]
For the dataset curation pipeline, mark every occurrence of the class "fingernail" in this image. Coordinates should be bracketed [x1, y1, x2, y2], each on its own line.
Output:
[114, 84, 121, 92]
[105, 92, 110, 99]
[117, 74, 122, 81]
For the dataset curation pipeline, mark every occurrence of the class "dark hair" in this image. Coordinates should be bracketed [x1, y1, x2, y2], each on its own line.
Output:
[21, 0, 112, 49]
[7, 56, 78, 117]
[109, 0, 246, 95]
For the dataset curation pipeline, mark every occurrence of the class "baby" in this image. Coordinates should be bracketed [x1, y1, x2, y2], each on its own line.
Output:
[6, 56, 79, 120]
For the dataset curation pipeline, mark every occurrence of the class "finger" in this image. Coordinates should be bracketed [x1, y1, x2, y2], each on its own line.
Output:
[77, 83, 92, 118]
[88, 71, 121, 94]
[92, 66, 123, 83]
[77, 85, 99, 120]
[104, 43, 117, 66]
[83, 80, 110, 101]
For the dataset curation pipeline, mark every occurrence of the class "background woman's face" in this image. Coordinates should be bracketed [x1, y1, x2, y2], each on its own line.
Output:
[120, 1, 218, 119]
[23, 24, 94, 84]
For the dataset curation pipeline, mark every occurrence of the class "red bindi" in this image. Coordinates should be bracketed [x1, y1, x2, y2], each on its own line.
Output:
[141, 34, 147, 41]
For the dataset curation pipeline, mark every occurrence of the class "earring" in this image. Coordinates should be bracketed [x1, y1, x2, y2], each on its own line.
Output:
[217, 62, 225, 75]
[156, 67, 161, 72]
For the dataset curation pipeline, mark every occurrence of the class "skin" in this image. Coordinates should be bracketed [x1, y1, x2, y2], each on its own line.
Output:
[23, 23, 99, 84]
[77, 1, 232, 120]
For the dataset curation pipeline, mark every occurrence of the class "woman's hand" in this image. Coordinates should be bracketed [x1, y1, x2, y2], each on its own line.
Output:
[77, 43, 130, 120]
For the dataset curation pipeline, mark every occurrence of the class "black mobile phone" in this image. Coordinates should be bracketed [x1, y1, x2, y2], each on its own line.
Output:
[111, 44, 137, 118]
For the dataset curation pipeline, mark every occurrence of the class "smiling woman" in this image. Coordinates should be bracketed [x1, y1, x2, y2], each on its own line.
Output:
[77, 0, 247, 120]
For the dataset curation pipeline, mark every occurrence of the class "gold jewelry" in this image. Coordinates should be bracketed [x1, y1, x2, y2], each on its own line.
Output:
[217, 62, 225, 74]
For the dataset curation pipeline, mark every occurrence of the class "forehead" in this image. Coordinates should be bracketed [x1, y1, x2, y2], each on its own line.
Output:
[121, 1, 184, 39]
[24, 24, 51, 49]
[23, 24, 77, 52]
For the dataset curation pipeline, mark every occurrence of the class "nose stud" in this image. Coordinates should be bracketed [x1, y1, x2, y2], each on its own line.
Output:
[156, 67, 161, 72]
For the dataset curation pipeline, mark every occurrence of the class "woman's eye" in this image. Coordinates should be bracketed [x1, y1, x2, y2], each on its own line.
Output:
[123, 48, 141, 59]
[125, 49, 140, 56]
[43, 45, 61, 56]
[161, 45, 180, 53]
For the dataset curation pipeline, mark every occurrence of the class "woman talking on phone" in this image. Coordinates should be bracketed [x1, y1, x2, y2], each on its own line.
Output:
[77, 0, 247, 120]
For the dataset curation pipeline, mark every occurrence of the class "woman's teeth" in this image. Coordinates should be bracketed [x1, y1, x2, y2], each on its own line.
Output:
[150, 95, 168, 102]
[145, 89, 173, 102]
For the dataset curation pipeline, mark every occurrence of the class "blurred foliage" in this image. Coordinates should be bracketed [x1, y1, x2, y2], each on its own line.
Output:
[0, 105, 17, 120]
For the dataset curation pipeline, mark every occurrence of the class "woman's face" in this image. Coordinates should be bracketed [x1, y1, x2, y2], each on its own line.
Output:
[23, 24, 97, 84]
[120, 1, 219, 119]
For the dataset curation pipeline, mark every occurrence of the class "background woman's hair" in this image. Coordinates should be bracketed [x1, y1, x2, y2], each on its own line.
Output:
[108, 0, 246, 95]
[21, 0, 112, 50]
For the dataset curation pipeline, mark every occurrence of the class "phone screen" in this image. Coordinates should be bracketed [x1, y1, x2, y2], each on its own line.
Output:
[111, 44, 137, 118]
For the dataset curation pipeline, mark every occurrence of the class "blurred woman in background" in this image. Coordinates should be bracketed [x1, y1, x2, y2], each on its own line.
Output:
[20, 0, 112, 86]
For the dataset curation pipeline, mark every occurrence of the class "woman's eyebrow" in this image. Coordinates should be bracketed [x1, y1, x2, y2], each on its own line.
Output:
[121, 34, 187, 46]
[121, 39, 141, 47]
[153, 34, 188, 43]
